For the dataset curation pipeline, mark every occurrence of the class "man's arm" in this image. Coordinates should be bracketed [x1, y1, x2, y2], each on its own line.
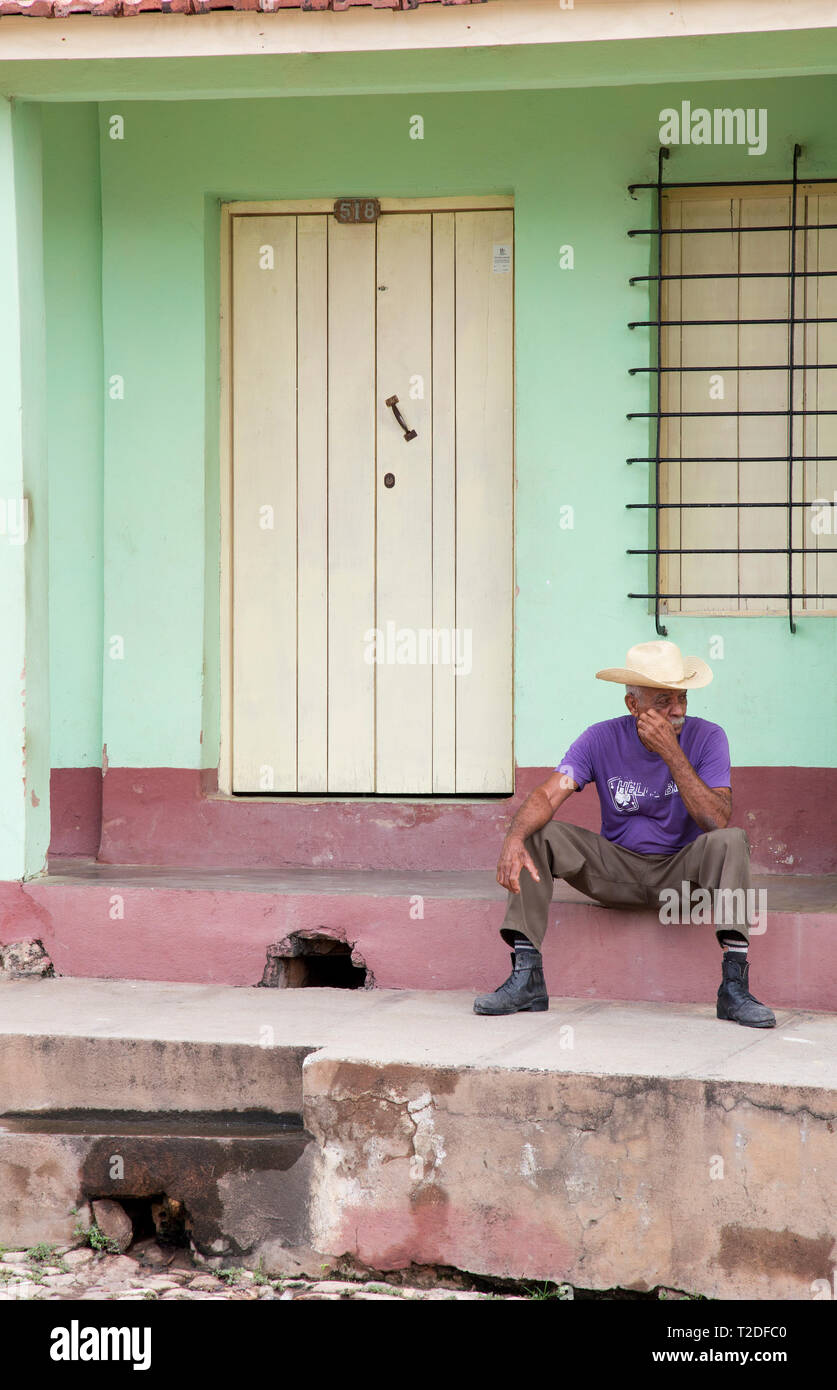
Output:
[497, 769, 578, 894]
[636, 709, 732, 831]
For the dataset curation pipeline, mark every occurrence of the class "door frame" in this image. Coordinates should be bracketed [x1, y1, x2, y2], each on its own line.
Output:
[218, 194, 515, 798]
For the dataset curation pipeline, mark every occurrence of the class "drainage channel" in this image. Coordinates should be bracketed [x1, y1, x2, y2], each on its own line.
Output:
[0, 1109, 304, 1137]
[0, 1109, 313, 1259]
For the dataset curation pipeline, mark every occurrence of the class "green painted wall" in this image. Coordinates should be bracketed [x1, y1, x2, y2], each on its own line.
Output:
[43, 72, 837, 774]
[43, 104, 103, 772]
[0, 98, 50, 879]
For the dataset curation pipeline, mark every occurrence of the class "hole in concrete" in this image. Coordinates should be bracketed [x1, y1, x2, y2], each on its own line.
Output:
[151, 1196, 192, 1247]
[260, 933, 369, 989]
[89, 1195, 192, 1249]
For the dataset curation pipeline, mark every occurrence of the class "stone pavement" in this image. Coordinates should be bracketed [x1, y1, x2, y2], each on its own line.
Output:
[0, 1240, 528, 1301]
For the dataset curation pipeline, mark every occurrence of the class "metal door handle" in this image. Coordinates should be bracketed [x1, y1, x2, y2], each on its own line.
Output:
[385, 395, 417, 441]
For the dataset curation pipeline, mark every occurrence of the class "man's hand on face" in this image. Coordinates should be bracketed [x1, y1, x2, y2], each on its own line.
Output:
[635, 707, 682, 761]
[497, 836, 540, 895]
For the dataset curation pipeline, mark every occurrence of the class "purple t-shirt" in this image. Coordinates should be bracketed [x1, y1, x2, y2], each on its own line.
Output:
[556, 715, 731, 855]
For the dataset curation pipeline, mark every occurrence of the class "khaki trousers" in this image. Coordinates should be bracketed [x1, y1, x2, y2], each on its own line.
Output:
[501, 823, 755, 949]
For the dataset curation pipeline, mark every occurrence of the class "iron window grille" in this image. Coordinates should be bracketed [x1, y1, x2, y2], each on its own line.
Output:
[627, 144, 837, 635]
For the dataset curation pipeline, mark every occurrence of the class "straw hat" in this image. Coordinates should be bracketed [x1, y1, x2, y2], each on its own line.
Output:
[595, 640, 713, 690]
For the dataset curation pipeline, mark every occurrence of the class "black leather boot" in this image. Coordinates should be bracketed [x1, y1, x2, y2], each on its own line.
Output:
[716, 951, 776, 1028]
[473, 951, 549, 1015]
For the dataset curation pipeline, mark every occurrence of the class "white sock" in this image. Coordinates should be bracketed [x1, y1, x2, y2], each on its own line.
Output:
[512, 934, 541, 958]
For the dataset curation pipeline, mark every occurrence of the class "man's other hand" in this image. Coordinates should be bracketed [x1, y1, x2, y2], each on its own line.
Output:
[497, 836, 540, 894]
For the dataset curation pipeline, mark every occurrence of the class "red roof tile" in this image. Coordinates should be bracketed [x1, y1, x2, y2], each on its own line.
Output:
[0, 0, 483, 15]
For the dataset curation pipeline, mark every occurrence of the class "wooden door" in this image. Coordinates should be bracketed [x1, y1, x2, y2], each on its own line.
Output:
[229, 204, 513, 793]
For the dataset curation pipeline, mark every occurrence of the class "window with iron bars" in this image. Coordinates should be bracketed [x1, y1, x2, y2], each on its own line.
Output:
[628, 147, 837, 633]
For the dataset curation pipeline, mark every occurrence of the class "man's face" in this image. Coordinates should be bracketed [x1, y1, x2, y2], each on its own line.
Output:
[625, 686, 687, 735]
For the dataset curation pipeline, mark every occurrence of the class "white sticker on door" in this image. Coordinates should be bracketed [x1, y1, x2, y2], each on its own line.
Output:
[492, 243, 512, 273]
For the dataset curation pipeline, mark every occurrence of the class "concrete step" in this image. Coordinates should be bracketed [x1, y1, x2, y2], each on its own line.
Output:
[1, 976, 835, 1299]
[0, 858, 835, 1010]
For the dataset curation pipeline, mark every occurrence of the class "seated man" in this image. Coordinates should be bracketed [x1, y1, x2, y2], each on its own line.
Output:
[473, 640, 775, 1029]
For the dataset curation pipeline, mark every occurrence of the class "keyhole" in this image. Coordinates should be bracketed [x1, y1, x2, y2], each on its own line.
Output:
[384, 473, 395, 489]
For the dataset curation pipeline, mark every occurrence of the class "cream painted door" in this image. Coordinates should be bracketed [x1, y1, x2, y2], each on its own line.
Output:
[230, 206, 513, 794]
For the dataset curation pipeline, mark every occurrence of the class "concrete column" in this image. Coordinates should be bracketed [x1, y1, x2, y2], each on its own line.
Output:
[0, 99, 50, 881]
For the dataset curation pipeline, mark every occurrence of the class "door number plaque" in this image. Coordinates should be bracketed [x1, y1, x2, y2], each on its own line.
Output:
[334, 198, 381, 224]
